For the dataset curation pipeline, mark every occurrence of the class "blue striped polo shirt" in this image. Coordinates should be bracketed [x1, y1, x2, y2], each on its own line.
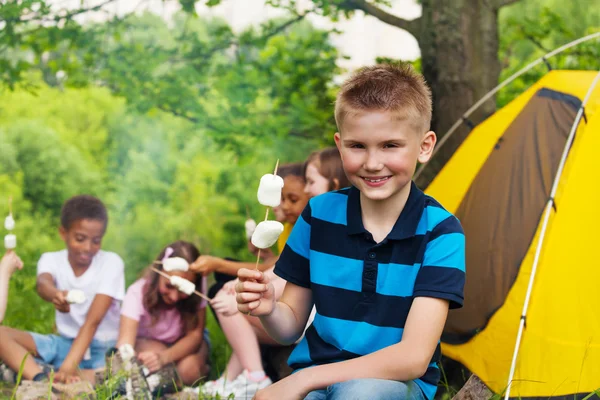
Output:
[274, 182, 466, 400]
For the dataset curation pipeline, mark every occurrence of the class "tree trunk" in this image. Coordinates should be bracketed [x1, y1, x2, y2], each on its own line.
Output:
[416, 0, 502, 187]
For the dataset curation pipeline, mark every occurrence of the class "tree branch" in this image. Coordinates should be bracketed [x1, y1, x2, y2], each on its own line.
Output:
[339, 0, 421, 37]
[492, 0, 522, 10]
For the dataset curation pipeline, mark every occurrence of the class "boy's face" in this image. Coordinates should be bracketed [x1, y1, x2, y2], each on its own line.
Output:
[280, 175, 310, 224]
[334, 110, 435, 204]
[59, 219, 106, 269]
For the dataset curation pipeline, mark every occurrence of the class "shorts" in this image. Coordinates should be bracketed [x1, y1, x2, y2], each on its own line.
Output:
[29, 332, 116, 370]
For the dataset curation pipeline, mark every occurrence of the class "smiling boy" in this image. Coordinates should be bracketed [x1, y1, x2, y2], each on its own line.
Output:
[236, 64, 466, 400]
[0, 195, 124, 383]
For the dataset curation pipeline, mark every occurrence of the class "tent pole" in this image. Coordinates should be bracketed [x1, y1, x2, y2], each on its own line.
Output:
[414, 32, 600, 182]
[503, 71, 600, 400]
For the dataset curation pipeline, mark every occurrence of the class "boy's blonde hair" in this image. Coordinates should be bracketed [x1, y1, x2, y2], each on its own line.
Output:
[334, 63, 432, 134]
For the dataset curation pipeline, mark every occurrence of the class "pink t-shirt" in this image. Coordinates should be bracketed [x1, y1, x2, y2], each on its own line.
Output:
[121, 277, 207, 344]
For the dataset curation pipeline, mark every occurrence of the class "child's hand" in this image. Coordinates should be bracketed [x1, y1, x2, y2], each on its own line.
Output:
[189, 255, 222, 276]
[211, 290, 238, 317]
[235, 268, 275, 316]
[54, 368, 81, 383]
[52, 290, 70, 313]
[137, 351, 163, 373]
[0, 251, 24, 276]
[223, 279, 237, 294]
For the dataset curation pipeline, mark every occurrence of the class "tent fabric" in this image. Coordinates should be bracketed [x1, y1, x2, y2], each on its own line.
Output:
[443, 88, 581, 343]
[425, 70, 600, 398]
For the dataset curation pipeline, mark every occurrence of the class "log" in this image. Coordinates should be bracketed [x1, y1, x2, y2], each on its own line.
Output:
[451, 375, 493, 400]
[15, 380, 95, 400]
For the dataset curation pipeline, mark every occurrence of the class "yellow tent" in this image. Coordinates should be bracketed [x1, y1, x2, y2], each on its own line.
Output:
[425, 70, 600, 398]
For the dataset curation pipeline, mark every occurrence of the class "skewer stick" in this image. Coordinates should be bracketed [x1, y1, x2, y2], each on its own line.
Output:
[8, 196, 12, 217]
[254, 159, 280, 270]
[150, 267, 210, 302]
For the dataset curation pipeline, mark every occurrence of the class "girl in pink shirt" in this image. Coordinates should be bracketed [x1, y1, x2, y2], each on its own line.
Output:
[117, 241, 209, 386]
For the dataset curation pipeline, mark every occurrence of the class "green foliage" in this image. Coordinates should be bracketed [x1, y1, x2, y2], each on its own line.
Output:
[497, 1, 600, 107]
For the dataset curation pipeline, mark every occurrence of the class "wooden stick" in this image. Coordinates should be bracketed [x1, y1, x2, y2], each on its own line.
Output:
[8, 195, 12, 217]
[150, 267, 211, 302]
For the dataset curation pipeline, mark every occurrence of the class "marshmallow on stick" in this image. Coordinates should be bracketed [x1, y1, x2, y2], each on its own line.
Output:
[4, 196, 16, 250]
[245, 218, 257, 241]
[150, 267, 210, 301]
[162, 257, 189, 272]
[251, 160, 285, 270]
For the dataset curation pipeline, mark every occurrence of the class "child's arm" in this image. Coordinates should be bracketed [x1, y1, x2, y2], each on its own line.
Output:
[58, 294, 115, 376]
[157, 308, 206, 368]
[0, 251, 24, 323]
[190, 255, 276, 276]
[236, 268, 313, 345]
[116, 315, 139, 348]
[36, 273, 70, 313]
[254, 297, 450, 399]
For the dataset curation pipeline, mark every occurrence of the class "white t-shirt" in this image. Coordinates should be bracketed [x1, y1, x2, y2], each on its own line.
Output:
[37, 249, 125, 341]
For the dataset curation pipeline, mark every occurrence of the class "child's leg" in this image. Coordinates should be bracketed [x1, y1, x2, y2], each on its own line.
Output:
[175, 339, 210, 385]
[218, 312, 264, 374]
[0, 327, 43, 379]
[327, 378, 425, 400]
[246, 314, 280, 345]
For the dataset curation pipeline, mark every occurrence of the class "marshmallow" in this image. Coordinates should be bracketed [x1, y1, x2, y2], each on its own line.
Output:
[4, 234, 16, 250]
[4, 215, 14, 231]
[169, 276, 195, 295]
[66, 289, 86, 304]
[118, 344, 135, 362]
[162, 257, 189, 272]
[245, 218, 257, 241]
[257, 174, 284, 207]
[251, 221, 284, 249]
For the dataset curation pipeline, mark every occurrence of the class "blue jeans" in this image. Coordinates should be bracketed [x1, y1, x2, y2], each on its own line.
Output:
[304, 379, 426, 400]
[30, 333, 116, 370]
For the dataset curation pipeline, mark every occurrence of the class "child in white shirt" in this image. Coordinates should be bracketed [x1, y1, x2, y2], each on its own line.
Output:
[0, 195, 124, 383]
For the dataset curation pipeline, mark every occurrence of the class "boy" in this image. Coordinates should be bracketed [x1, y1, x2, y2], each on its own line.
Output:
[236, 64, 466, 400]
[0, 195, 125, 383]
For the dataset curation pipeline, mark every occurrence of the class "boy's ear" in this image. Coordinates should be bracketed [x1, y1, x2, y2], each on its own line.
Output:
[334, 132, 342, 151]
[58, 226, 67, 242]
[417, 131, 437, 164]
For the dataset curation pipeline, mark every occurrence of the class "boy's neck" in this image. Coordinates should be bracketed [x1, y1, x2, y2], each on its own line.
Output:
[68, 255, 92, 277]
[359, 182, 412, 243]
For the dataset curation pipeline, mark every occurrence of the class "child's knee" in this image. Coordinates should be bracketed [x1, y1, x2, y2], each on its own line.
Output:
[328, 379, 423, 400]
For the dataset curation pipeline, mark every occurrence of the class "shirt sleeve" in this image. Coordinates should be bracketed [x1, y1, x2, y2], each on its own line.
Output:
[274, 202, 312, 288]
[414, 215, 466, 309]
[36, 253, 56, 277]
[121, 279, 145, 321]
[96, 253, 126, 301]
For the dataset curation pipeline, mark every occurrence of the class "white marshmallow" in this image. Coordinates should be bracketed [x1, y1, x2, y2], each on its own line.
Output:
[162, 257, 189, 272]
[118, 344, 135, 362]
[251, 221, 284, 249]
[169, 276, 196, 295]
[66, 289, 86, 304]
[4, 234, 16, 250]
[4, 215, 15, 231]
[257, 174, 284, 207]
[245, 218, 257, 241]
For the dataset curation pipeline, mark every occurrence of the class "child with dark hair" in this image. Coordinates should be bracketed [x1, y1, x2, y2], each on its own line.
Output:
[0, 195, 125, 383]
[116, 240, 210, 387]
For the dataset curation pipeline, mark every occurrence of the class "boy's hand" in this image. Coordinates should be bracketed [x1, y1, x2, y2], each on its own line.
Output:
[189, 255, 222, 276]
[253, 372, 307, 400]
[54, 368, 81, 383]
[52, 290, 70, 313]
[137, 351, 163, 373]
[236, 268, 274, 316]
[0, 251, 24, 276]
